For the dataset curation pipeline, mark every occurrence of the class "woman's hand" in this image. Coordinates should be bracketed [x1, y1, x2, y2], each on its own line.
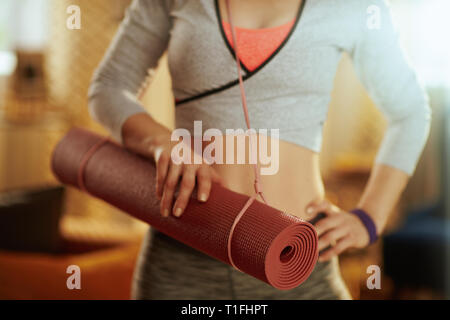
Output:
[121, 114, 222, 219]
[152, 139, 222, 218]
[305, 200, 370, 262]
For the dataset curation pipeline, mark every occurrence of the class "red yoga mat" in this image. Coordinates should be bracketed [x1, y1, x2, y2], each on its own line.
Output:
[51, 128, 318, 290]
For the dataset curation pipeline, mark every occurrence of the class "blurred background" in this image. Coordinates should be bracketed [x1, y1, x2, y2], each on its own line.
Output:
[0, 0, 448, 300]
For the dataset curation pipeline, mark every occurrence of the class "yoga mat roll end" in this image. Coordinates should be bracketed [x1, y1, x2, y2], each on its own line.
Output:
[265, 222, 318, 290]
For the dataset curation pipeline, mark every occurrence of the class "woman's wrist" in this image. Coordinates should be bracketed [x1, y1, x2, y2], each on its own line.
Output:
[354, 202, 389, 236]
[140, 134, 173, 159]
[349, 208, 378, 245]
[355, 164, 409, 243]
[121, 113, 172, 159]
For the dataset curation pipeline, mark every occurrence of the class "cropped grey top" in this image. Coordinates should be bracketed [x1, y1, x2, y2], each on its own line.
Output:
[88, 0, 431, 174]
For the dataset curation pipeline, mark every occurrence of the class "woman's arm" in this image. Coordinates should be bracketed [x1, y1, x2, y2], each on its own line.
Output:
[89, 0, 173, 162]
[88, 0, 172, 142]
[306, 0, 431, 261]
[89, 0, 220, 216]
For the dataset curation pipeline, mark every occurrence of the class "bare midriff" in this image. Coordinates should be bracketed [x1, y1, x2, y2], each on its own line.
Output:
[206, 136, 324, 221]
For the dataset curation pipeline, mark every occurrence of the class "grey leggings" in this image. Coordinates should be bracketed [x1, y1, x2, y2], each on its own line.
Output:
[131, 228, 352, 300]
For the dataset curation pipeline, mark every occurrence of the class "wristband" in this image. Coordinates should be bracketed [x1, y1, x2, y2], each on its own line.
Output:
[350, 209, 378, 245]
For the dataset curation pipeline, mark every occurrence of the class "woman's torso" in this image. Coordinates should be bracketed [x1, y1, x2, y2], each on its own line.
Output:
[166, 0, 357, 218]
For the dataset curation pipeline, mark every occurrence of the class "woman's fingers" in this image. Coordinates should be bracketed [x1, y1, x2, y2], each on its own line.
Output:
[318, 226, 348, 252]
[172, 168, 196, 217]
[196, 166, 212, 202]
[318, 236, 353, 262]
[159, 163, 216, 218]
[314, 215, 342, 237]
[155, 151, 170, 199]
[160, 163, 182, 217]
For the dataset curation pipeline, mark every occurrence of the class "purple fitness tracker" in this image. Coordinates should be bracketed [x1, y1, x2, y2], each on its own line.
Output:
[350, 209, 378, 245]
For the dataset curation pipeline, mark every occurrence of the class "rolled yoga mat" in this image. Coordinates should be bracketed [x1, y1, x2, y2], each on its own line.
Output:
[51, 128, 319, 290]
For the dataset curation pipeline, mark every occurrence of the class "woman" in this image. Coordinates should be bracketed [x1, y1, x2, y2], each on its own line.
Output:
[88, 0, 431, 299]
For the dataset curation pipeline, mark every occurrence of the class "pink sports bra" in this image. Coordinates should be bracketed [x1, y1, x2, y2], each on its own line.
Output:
[222, 19, 296, 72]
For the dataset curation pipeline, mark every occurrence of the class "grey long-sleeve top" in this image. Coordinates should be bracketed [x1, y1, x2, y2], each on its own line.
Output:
[88, 0, 431, 175]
